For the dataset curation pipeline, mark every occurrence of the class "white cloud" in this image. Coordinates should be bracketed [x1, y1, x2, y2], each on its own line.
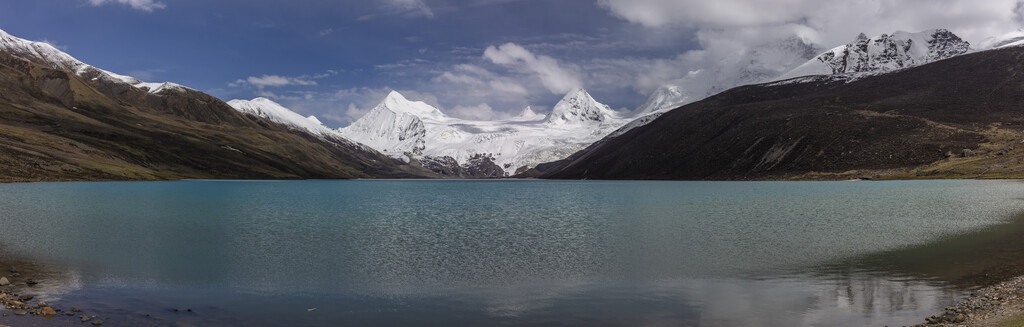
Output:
[598, 0, 1024, 47]
[449, 103, 513, 120]
[381, 0, 435, 18]
[483, 43, 582, 95]
[434, 64, 529, 97]
[231, 75, 317, 88]
[598, 0, 807, 28]
[87, 0, 165, 12]
[39, 39, 68, 51]
[229, 71, 340, 91]
[255, 90, 279, 98]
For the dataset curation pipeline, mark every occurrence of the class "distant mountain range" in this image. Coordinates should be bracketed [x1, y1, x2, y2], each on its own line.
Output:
[0, 28, 430, 181]
[3, 25, 1024, 182]
[335, 88, 631, 177]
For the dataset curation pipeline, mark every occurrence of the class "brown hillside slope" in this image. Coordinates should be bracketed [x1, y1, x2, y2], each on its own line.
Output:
[0, 52, 430, 182]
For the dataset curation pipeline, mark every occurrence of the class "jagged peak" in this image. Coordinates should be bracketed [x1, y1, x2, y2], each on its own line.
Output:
[546, 88, 616, 125]
[775, 28, 970, 81]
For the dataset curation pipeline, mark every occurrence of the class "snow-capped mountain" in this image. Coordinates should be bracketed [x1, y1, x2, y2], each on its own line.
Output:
[633, 85, 685, 117]
[339, 89, 631, 176]
[227, 98, 334, 137]
[334, 91, 430, 156]
[0, 28, 187, 94]
[615, 36, 820, 137]
[546, 88, 621, 125]
[638, 36, 821, 116]
[620, 29, 974, 139]
[776, 29, 970, 81]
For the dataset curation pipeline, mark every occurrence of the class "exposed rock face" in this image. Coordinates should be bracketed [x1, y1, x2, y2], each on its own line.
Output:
[778, 29, 970, 80]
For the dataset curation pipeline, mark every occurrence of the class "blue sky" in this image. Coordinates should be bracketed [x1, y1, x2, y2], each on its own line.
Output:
[2, 0, 1022, 127]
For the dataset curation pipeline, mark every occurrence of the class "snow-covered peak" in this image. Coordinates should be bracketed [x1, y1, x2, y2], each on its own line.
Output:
[509, 106, 545, 122]
[340, 87, 632, 175]
[634, 85, 686, 117]
[776, 29, 970, 81]
[337, 92, 431, 157]
[0, 27, 87, 74]
[378, 90, 445, 119]
[546, 88, 618, 125]
[0, 27, 187, 94]
[979, 29, 1024, 49]
[227, 97, 333, 136]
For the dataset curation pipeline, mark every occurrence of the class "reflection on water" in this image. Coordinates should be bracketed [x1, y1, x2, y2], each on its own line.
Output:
[0, 180, 1023, 326]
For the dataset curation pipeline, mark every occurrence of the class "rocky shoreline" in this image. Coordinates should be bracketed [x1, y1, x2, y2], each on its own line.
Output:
[0, 260, 105, 326]
[0, 268, 103, 325]
[914, 275, 1024, 327]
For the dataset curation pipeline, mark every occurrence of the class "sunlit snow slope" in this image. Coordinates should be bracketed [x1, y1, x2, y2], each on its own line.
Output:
[338, 89, 630, 176]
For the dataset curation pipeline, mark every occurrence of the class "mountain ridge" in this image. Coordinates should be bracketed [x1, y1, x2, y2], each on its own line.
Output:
[0, 28, 430, 181]
[337, 88, 632, 177]
[537, 46, 1024, 180]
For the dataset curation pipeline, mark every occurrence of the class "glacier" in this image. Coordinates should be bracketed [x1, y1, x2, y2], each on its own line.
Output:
[338, 89, 631, 176]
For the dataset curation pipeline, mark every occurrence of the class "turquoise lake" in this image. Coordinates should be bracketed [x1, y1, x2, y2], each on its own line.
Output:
[2, 180, 1024, 326]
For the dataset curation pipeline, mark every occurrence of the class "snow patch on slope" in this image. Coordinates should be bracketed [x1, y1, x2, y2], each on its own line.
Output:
[227, 98, 334, 137]
[0, 28, 187, 94]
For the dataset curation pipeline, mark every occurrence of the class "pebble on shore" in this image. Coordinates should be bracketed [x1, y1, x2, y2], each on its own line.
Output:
[915, 275, 1024, 326]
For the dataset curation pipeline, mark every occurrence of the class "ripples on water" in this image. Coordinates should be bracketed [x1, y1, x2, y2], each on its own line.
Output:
[0, 180, 1023, 326]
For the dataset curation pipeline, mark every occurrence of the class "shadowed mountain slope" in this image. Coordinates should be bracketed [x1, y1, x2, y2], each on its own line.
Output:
[539, 47, 1024, 180]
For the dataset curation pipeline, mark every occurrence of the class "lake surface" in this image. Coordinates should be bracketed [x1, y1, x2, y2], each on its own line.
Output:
[2, 180, 1024, 326]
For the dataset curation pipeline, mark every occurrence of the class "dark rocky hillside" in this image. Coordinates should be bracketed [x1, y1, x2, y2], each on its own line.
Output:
[538, 47, 1024, 180]
[0, 52, 431, 182]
